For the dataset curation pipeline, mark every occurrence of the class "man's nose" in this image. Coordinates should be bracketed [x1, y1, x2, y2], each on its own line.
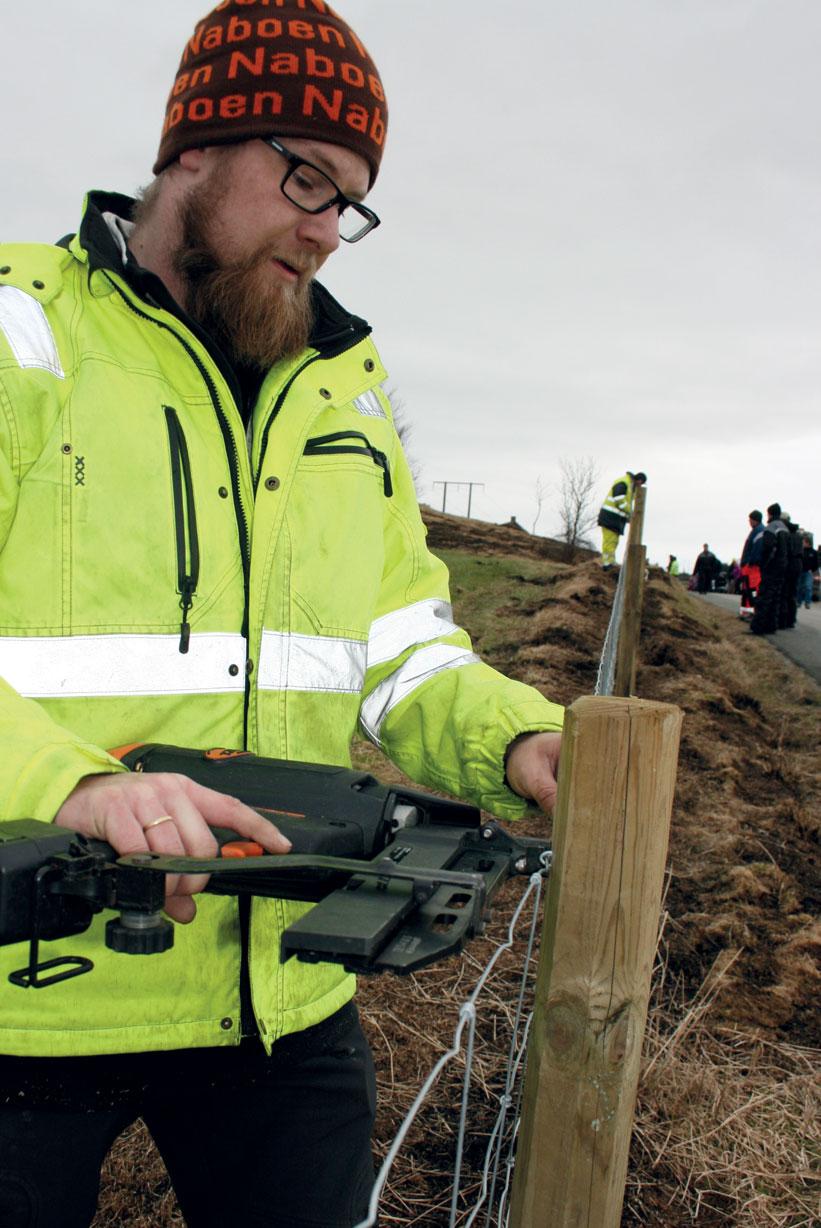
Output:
[296, 207, 342, 256]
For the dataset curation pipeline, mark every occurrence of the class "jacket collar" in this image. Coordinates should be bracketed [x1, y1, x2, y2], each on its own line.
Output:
[73, 191, 372, 358]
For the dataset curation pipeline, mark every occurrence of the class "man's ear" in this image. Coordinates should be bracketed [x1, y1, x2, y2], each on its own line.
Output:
[178, 148, 208, 174]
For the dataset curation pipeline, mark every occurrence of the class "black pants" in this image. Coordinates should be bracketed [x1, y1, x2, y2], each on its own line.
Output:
[750, 570, 784, 634]
[0, 1002, 375, 1228]
[777, 562, 801, 629]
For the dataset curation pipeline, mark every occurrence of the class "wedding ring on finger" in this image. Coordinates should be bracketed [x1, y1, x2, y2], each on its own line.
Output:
[143, 815, 175, 831]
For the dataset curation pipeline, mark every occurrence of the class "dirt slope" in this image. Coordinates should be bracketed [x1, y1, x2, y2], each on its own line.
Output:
[423, 506, 819, 1043]
[419, 504, 598, 563]
[351, 517, 818, 1227]
[367, 511, 820, 1225]
[483, 557, 820, 1043]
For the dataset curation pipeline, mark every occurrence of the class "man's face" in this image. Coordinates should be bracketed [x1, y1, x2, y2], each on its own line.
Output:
[173, 137, 371, 368]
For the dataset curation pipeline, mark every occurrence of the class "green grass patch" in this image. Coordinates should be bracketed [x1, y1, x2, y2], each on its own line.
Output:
[436, 548, 563, 661]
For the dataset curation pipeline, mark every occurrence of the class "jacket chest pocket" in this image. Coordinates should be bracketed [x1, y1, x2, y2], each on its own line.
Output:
[66, 401, 240, 637]
[281, 431, 392, 637]
[302, 431, 393, 496]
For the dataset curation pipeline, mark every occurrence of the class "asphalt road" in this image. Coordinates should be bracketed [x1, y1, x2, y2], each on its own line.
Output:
[694, 591, 821, 685]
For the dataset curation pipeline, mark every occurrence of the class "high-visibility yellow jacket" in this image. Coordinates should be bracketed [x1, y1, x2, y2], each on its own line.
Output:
[0, 194, 563, 1057]
[598, 473, 637, 535]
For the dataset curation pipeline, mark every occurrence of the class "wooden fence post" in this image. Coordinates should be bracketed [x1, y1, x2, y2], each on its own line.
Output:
[508, 695, 682, 1228]
[626, 485, 646, 549]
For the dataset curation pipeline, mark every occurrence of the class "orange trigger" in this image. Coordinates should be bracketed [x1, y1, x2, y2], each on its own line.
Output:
[221, 841, 265, 859]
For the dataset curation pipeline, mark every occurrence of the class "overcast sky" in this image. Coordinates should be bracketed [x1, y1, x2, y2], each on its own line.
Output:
[2, 1, 818, 569]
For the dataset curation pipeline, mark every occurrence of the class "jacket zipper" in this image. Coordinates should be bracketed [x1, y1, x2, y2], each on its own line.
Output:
[106, 281, 251, 621]
[105, 280, 375, 1040]
[164, 408, 200, 654]
[107, 281, 257, 1038]
[304, 431, 393, 496]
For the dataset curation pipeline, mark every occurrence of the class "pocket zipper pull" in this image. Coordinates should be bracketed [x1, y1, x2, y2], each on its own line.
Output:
[179, 582, 194, 654]
[373, 449, 392, 497]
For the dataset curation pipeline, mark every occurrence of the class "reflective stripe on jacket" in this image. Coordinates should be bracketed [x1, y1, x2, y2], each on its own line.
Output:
[0, 198, 563, 1056]
[601, 474, 635, 520]
[597, 473, 635, 535]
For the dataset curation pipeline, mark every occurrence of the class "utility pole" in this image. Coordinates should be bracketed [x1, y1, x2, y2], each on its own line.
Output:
[433, 482, 484, 518]
[465, 482, 484, 518]
[433, 481, 452, 513]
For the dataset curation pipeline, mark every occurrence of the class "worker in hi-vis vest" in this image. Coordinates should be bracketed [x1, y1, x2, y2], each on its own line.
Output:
[597, 471, 647, 567]
[0, 3, 567, 1223]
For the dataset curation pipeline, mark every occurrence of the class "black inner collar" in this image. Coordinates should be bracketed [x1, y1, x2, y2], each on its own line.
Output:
[72, 191, 372, 422]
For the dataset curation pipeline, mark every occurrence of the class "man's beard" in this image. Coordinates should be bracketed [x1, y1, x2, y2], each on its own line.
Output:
[172, 182, 315, 370]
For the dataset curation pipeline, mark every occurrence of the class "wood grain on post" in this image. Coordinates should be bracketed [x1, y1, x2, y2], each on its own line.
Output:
[508, 695, 682, 1228]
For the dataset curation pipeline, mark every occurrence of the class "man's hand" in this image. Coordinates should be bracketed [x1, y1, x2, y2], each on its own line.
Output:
[505, 732, 562, 814]
[55, 772, 292, 923]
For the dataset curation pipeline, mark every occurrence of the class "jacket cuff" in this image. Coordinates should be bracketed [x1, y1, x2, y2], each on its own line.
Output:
[5, 742, 128, 823]
[462, 697, 564, 820]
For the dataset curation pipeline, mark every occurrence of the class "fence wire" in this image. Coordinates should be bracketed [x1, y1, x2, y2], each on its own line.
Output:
[595, 560, 628, 696]
[353, 854, 550, 1228]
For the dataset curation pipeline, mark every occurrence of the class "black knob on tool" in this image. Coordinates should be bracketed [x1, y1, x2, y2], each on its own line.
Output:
[105, 912, 174, 955]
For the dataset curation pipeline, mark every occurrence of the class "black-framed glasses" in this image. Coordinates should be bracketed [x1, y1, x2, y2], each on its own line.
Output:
[263, 137, 380, 243]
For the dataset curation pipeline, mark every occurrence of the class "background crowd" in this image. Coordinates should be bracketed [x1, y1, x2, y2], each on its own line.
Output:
[671, 505, 819, 635]
[594, 474, 818, 641]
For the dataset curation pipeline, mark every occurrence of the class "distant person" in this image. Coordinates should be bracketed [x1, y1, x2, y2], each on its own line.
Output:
[692, 544, 718, 593]
[777, 514, 804, 630]
[797, 535, 819, 610]
[597, 471, 646, 567]
[750, 504, 789, 635]
[739, 509, 765, 619]
[667, 554, 680, 576]
[728, 559, 741, 594]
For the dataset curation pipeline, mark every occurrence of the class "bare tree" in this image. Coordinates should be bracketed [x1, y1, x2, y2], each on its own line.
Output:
[531, 475, 549, 534]
[555, 456, 600, 560]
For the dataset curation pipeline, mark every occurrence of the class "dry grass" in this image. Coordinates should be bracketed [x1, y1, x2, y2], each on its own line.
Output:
[632, 1029, 818, 1226]
[625, 943, 820, 1227]
[93, 888, 819, 1228]
[356, 910, 821, 1228]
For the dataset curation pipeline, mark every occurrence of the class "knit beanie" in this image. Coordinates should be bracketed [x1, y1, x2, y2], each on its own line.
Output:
[154, 0, 387, 185]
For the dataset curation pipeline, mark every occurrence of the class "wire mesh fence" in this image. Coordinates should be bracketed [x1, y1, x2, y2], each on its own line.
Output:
[355, 858, 550, 1228]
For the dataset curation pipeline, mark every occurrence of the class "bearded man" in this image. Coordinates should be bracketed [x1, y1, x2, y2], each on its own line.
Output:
[0, 4, 564, 1225]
